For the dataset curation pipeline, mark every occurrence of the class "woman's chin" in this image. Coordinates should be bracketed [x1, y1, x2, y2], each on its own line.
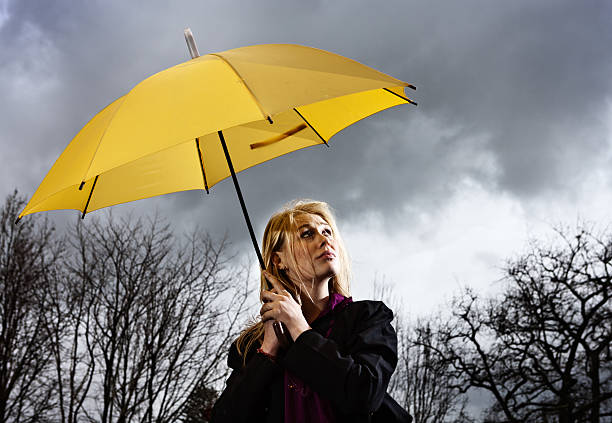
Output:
[321, 263, 338, 280]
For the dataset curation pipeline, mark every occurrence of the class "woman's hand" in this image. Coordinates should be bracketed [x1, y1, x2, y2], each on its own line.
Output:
[260, 271, 311, 342]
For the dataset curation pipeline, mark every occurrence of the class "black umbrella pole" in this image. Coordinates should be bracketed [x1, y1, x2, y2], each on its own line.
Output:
[218, 130, 266, 270]
[219, 130, 292, 348]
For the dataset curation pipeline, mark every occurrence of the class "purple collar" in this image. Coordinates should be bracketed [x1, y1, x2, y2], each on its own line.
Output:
[312, 293, 353, 325]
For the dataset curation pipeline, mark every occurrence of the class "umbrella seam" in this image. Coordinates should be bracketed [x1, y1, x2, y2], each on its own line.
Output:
[224, 44, 412, 84]
[218, 59, 413, 112]
[81, 95, 128, 184]
[208, 53, 273, 124]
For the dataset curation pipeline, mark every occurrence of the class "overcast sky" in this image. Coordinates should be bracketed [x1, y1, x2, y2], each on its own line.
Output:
[1, 0, 611, 316]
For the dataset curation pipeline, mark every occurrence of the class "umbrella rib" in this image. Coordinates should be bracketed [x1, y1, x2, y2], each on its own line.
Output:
[81, 175, 99, 219]
[382, 88, 418, 106]
[208, 53, 274, 124]
[195, 138, 210, 194]
[293, 108, 329, 147]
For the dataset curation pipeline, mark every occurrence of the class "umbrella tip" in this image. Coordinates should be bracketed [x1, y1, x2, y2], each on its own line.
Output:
[79, 181, 85, 190]
[14, 216, 21, 225]
[408, 84, 417, 90]
[184, 28, 200, 59]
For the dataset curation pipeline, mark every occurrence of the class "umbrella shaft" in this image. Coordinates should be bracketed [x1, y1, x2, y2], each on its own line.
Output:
[219, 130, 291, 348]
[217, 130, 266, 271]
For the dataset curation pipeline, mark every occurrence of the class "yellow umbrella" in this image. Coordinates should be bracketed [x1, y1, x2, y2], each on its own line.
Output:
[18, 31, 416, 268]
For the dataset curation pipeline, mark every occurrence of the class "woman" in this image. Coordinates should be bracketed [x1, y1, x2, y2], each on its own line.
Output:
[210, 200, 411, 422]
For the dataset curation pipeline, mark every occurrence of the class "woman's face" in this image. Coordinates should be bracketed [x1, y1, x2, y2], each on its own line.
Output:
[275, 213, 339, 285]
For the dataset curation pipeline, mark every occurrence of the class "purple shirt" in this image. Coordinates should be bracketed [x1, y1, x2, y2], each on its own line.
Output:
[284, 293, 353, 423]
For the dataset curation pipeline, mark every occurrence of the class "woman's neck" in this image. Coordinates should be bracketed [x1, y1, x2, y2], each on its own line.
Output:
[300, 278, 331, 323]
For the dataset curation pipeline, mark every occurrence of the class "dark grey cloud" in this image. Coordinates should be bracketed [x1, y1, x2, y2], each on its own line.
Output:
[1, 0, 611, 252]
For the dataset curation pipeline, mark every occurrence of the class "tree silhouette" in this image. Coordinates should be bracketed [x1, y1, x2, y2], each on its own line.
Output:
[373, 280, 473, 422]
[1, 190, 253, 423]
[425, 225, 612, 422]
[55, 214, 251, 423]
[0, 191, 63, 422]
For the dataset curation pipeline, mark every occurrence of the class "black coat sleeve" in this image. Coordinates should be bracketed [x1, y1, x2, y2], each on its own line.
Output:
[210, 342, 282, 423]
[281, 301, 398, 415]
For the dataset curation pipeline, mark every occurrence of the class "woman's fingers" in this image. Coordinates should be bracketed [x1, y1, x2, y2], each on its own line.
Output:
[263, 270, 284, 292]
[262, 272, 296, 303]
[261, 290, 283, 302]
[261, 309, 277, 322]
[260, 302, 275, 316]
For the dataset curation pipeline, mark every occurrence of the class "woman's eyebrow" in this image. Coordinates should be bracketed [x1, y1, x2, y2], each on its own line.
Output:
[298, 223, 330, 230]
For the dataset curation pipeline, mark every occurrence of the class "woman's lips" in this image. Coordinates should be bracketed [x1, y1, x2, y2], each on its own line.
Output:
[318, 251, 335, 259]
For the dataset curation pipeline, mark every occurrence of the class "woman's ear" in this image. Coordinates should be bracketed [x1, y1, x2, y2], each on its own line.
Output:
[272, 252, 285, 270]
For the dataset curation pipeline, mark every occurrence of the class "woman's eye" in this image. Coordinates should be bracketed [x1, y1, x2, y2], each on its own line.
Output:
[323, 228, 332, 236]
[300, 229, 313, 238]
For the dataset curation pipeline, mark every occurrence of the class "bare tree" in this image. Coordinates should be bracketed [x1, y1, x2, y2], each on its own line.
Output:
[47, 213, 250, 423]
[372, 279, 472, 422]
[428, 225, 612, 422]
[371, 278, 405, 398]
[0, 191, 63, 422]
[41, 243, 98, 423]
[405, 318, 474, 423]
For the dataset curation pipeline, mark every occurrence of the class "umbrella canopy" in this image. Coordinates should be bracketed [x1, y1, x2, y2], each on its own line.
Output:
[18, 43, 415, 219]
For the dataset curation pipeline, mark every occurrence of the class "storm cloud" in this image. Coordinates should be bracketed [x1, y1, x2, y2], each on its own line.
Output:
[1, 0, 611, 311]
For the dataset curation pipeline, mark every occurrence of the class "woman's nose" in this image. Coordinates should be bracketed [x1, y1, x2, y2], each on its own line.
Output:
[317, 232, 328, 246]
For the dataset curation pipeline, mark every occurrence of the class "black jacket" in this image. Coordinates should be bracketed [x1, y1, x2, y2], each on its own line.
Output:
[210, 300, 402, 422]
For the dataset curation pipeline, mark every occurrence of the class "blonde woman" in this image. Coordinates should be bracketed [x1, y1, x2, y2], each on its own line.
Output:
[210, 200, 411, 423]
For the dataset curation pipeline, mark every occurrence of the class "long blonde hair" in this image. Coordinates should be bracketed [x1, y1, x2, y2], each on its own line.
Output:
[235, 200, 351, 363]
